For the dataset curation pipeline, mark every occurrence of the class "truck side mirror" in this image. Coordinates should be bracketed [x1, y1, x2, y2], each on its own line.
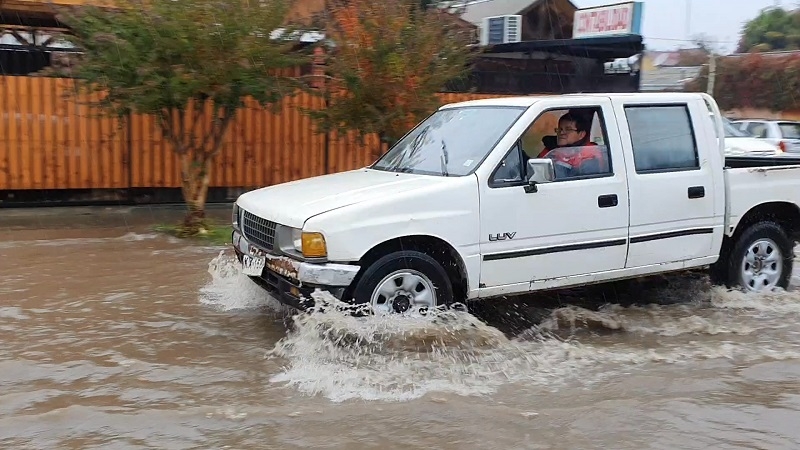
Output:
[525, 158, 555, 193]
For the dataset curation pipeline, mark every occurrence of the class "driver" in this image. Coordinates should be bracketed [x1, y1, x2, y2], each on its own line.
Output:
[537, 112, 603, 177]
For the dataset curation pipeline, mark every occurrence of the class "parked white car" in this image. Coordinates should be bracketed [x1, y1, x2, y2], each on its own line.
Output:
[232, 92, 800, 314]
[715, 116, 782, 157]
[731, 119, 800, 154]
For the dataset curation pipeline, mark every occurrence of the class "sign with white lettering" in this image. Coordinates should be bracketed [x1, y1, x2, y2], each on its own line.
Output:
[573, 2, 643, 39]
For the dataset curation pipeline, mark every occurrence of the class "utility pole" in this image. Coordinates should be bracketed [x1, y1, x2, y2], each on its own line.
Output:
[695, 34, 717, 96]
[707, 52, 716, 96]
[685, 0, 691, 47]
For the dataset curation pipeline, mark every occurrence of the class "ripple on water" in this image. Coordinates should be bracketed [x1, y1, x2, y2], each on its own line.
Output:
[0, 306, 30, 320]
[0, 232, 162, 250]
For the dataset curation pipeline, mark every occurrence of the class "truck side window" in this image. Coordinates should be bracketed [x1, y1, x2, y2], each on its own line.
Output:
[625, 105, 699, 173]
[491, 142, 525, 186]
[490, 106, 615, 188]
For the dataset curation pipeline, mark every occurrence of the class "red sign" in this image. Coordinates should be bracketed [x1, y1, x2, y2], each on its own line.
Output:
[573, 2, 640, 38]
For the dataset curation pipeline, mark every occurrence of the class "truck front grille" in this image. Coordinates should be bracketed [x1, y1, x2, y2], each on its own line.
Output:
[241, 209, 277, 251]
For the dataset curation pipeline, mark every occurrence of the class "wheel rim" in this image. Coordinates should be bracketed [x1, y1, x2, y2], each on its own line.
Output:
[741, 238, 784, 292]
[370, 270, 437, 314]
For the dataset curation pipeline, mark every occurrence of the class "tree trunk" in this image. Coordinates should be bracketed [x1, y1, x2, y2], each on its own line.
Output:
[180, 152, 212, 235]
[158, 106, 232, 236]
[378, 132, 394, 158]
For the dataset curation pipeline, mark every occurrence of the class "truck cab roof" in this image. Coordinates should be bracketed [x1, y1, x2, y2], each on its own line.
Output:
[441, 92, 712, 110]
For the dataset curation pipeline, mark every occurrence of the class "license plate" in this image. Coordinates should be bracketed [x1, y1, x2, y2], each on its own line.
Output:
[242, 254, 266, 276]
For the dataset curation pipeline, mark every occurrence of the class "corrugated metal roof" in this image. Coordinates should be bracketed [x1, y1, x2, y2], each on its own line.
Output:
[457, 0, 543, 26]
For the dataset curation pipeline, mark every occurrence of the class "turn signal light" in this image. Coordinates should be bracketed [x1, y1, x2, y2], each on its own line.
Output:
[301, 232, 327, 258]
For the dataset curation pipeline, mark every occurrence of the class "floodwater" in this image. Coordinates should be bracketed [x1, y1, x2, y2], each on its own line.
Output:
[2, 209, 800, 449]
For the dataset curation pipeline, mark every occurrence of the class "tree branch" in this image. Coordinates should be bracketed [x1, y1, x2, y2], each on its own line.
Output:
[209, 108, 236, 159]
[157, 110, 184, 153]
[188, 100, 205, 152]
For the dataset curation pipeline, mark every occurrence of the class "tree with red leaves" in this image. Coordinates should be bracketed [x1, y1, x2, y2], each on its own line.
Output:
[307, 0, 474, 151]
[686, 52, 800, 112]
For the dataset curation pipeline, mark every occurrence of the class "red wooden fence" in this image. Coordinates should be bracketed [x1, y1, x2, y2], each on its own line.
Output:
[0, 75, 517, 191]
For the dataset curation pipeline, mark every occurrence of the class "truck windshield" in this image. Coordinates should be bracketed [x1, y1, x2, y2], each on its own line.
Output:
[371, 106, 526, 177]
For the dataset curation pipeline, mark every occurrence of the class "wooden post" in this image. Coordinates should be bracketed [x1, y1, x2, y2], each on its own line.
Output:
[707, 52, 716, 96]
[311, 46, 326, 90]
[311, 46, 331, 173]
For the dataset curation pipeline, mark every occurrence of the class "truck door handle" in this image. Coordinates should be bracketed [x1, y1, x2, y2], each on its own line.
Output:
[688, 186, 705, 199]
[598, 194, 618, 208]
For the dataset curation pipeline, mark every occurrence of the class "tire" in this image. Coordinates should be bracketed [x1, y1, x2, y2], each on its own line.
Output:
[719, 221, 794, 292]
[351, 250, 454, 314]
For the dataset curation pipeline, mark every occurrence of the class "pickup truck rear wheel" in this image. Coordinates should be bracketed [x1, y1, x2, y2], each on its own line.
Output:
[352, 250, 454, 314]
[726, 221, 794, 292]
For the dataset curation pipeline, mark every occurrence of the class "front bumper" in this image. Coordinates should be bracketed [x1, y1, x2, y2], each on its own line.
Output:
[231, 230, 360, 310]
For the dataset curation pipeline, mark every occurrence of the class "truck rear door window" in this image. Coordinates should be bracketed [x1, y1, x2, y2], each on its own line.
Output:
[624, 104, 699, 173]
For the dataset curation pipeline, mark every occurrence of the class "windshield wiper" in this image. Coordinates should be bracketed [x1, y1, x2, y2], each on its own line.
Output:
[383, 125, 430, 174]
[440, 138, 449, 177]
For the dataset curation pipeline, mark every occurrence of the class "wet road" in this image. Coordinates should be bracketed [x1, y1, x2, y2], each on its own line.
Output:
[2, 210, 800, 449]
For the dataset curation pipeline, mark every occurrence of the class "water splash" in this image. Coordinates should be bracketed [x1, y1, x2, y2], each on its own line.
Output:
[194, 248, 800, 403]
[267, 291, 585, 402]
[708, 285, 800, 315]
[198, 250, 291, 314]
[265, 282, 800, 403]
[534, 302, 759, 337]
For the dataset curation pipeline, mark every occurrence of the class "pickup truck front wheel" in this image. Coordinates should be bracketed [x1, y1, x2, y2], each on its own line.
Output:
[724, 221, 794, 292]
[351, 250, 454, 314]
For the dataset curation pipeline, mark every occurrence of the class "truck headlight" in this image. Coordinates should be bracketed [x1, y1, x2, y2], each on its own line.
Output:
[231, 203, 240, 227]
[276, 225, 300, 254]
[276, 226, 327, 259]
[301, 232, 327, 258]
[291, 228, 303, 252]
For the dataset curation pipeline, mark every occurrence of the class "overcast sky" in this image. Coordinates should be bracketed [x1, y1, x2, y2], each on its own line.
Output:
[573, 0, 796, 53]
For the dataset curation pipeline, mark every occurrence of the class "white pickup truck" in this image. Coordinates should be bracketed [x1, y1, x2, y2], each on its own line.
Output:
[231, 92, 800, 314]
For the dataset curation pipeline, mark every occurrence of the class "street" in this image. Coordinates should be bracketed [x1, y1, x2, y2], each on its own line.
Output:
[1, 207, 800, 448]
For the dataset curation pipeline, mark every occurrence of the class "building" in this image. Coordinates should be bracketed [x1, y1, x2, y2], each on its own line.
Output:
[638, 49, 707, 92]
[0, 0, 328, 75]
[276, 0, 644, 94]
[0, 0, 94, 75]
[445, 0, 644, 93]
[448, 0, 576, 40]
[1, 0, 645, 94]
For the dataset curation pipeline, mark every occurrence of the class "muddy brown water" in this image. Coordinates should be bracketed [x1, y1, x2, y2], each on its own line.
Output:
[2, 207, 800, 449]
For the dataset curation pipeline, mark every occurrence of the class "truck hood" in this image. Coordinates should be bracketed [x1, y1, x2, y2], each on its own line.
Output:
[236, 169, 450, 228]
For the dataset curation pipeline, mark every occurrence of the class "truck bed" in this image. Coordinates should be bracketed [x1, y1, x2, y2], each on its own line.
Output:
[725, 157, 800, 237]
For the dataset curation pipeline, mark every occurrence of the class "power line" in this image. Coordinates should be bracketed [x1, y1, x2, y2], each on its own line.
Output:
[646, 37, 738, 44]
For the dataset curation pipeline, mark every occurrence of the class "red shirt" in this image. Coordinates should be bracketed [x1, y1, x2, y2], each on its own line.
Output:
[537, 142, 602, 171]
